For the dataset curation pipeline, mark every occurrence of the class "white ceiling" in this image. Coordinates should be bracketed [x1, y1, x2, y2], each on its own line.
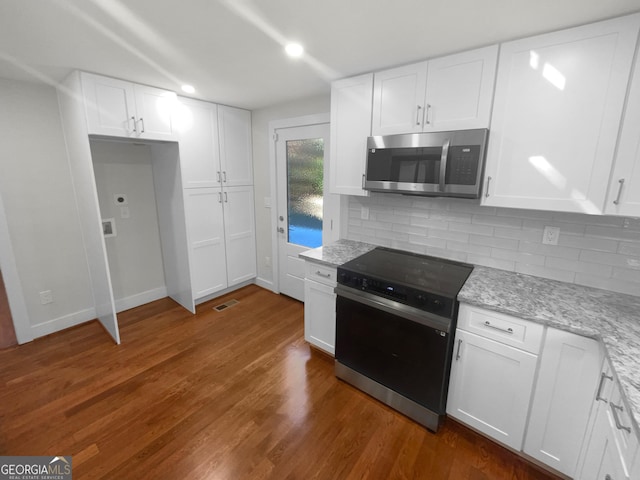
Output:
[1, 0, 640, 110]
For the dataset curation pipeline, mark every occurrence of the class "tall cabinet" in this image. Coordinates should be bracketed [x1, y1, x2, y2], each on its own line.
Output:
[178, 98, 257, 302]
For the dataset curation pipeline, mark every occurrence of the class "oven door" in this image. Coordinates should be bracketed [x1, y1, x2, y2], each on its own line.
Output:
[334, 286, 454, 414]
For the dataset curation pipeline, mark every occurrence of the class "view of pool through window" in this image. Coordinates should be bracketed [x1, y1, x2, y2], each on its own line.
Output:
[286, 138, 324, 248]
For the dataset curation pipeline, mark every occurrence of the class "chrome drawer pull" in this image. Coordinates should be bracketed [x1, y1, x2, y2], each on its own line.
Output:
[613, 178, 625, 205]
[610, 403, 631, 433]
[483, 320, 513, 334]
[595, 372, 613, 402]
[315, 271, 332, 278]
[455, 339, 462, 361]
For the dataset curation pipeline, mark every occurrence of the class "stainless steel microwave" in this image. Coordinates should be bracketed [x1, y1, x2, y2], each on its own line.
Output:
[364, 129, 488, 198]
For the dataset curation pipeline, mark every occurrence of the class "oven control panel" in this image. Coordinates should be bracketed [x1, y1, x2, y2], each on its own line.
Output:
[337, 269, 454, 319]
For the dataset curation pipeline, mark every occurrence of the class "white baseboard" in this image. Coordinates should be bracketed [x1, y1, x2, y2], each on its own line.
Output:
[255, 276, 276, 292]
[31, 306, 97, 339]
[115, 286, 168, 313]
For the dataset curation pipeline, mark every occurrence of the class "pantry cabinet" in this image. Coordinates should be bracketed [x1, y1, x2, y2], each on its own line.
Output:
[329, 73, 373, 196]
[523, 328, 603, 477]
[303, 262, 338, 355]
[447, 305, 542, 451]
[371, 45, 497, 135]
[222, 185, 257, 286]
[605, 42, 640, 217]
[81, 72, 178, 141]
[483, 14, 640, 214]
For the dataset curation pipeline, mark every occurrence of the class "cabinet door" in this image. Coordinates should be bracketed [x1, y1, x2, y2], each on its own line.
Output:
[304, 278, 336, 355]
[524, 328, 603, 477]
[329, 73, 373, 196]
[424, 45, 498, 131]
[372, 62, 428, 135]
[133, 84, 178, 141]
[218, 105, 253, 186]
[183, 188, 228, 299]
[177, 98, 221, 188]
[81, 73, 136, 137]
[483, 14, 640, 213]
[447, 329, 538, 450]
[222, 185, 257, 285]
[605, 45, 640, 217]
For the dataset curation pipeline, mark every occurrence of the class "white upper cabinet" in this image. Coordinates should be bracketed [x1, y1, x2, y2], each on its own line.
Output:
[605, 44, 640, 217]
[218, 105, 254, 187]
[371, 45, 498, 135]
[176, 98, 220, 188]
[329, 73, 373, 196]
[81, 72, 178, 141]
[483, 14, 640, 214]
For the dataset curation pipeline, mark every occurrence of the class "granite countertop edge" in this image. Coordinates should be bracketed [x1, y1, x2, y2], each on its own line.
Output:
[300, 241, 640, 439]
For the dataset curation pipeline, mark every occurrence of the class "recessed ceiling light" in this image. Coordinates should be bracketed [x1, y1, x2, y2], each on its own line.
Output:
[181, 84, 195, 94]
[285, 43, 304, 58]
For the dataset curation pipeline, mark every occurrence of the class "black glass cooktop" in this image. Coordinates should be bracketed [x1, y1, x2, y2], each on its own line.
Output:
[338, 247, 473, 299]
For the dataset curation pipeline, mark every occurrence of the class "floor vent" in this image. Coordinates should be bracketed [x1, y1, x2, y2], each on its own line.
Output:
[213, 299, 239, 312]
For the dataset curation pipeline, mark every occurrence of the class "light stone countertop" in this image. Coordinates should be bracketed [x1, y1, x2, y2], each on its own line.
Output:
[300, 241, 640, 438]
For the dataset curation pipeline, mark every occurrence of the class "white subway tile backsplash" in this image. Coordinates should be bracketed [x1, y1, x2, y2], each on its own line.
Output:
[346, 196, 640, 297]
[515, 263, 576, 283]
[518, 241, 580, 260]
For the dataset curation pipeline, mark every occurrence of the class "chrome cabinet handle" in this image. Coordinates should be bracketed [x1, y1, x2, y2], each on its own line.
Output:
[315, 271, 332, 278]
[224, 192, 228, 203]
[223, 171, 227, 182]
[425, 104, 431, 125]
[455, 339, 462, 361]
[485, 176, 492, 198]
[483, 320, 513, 334]
[217, 171, 221, 183]
[595, 372, 613, 402]
[131, 116, 137, 133]
[613, 178, 625, 205]
[139, 117, 145, 133]
[438, 139, 450, 192]
[610, 403, 631, 433]
[416, 105, 422, 125]
[217, 192, 222, 203]
[362, 174, 365, 189]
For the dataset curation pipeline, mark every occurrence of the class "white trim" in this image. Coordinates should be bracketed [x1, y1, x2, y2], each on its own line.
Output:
[267, 112, 330, 294]
[193, 279, 255, 306]
[254, 276, 275, 292]
[30, 306, 96, 339]
[0, 192, 32, 344]
[114, 286, 168, 313]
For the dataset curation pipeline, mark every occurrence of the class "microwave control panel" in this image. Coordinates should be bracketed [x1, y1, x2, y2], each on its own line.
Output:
[446, 145, 480, 185]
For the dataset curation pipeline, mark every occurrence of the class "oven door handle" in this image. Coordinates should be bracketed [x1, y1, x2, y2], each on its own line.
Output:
[334, 285, 452, 333]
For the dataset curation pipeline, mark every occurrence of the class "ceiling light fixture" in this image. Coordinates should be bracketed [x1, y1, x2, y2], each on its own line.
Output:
[285, 42, 304, 58]
[181, 84, 195, 94]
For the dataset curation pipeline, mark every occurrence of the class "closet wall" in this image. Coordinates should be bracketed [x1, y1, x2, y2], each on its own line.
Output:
[91, 140, 167, 312]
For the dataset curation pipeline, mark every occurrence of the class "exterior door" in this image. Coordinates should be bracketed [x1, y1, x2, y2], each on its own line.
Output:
[276, 123, 329, 301]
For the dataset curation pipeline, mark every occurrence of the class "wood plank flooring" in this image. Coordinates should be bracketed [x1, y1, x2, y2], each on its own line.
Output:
[0, 285, 560, 479]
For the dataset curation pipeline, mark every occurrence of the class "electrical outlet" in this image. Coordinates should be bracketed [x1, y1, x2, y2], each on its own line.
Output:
[39, 290, 53, 305]
[361, 206, 369, 220]
[542, 226, 560, 245]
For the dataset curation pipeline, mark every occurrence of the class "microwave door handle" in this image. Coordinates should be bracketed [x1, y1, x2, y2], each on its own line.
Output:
[439, 139, 450, 192]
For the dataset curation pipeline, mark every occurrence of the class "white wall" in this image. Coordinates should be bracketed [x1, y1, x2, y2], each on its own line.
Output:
[0, 78, 94, 334]
[91, 140, 166, 309]
[251, 93, 330, 288]
[346, 194, 640, 297]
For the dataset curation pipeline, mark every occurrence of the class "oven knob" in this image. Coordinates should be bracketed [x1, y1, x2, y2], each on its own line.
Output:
[338, 272, 350, 284]
[432, 299, 444, 310]
[416, 294, 427, 305]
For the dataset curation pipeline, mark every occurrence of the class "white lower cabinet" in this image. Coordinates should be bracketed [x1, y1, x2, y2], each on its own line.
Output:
[523, 328, 604, 477]
[303, 262, 337, 355]
[184, 186, 256, 301]
[577, 360, 639, 480]
[447, 305, 542, 450]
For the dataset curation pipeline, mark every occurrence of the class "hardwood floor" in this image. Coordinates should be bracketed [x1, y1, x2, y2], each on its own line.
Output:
[0, 285, 559, 479]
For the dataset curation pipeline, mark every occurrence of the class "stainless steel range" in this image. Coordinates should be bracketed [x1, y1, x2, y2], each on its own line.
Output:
[334, 247, 473, 432]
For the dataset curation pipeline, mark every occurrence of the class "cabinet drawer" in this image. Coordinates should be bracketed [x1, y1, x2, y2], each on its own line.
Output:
[608, 382, 639, 475]
[458, 304, 544, 354]
[304, 262, 337, 287]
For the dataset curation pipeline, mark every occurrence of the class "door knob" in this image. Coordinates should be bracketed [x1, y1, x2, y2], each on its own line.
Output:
[278, 227, 285, 233]
[279, 216, 284, 221]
